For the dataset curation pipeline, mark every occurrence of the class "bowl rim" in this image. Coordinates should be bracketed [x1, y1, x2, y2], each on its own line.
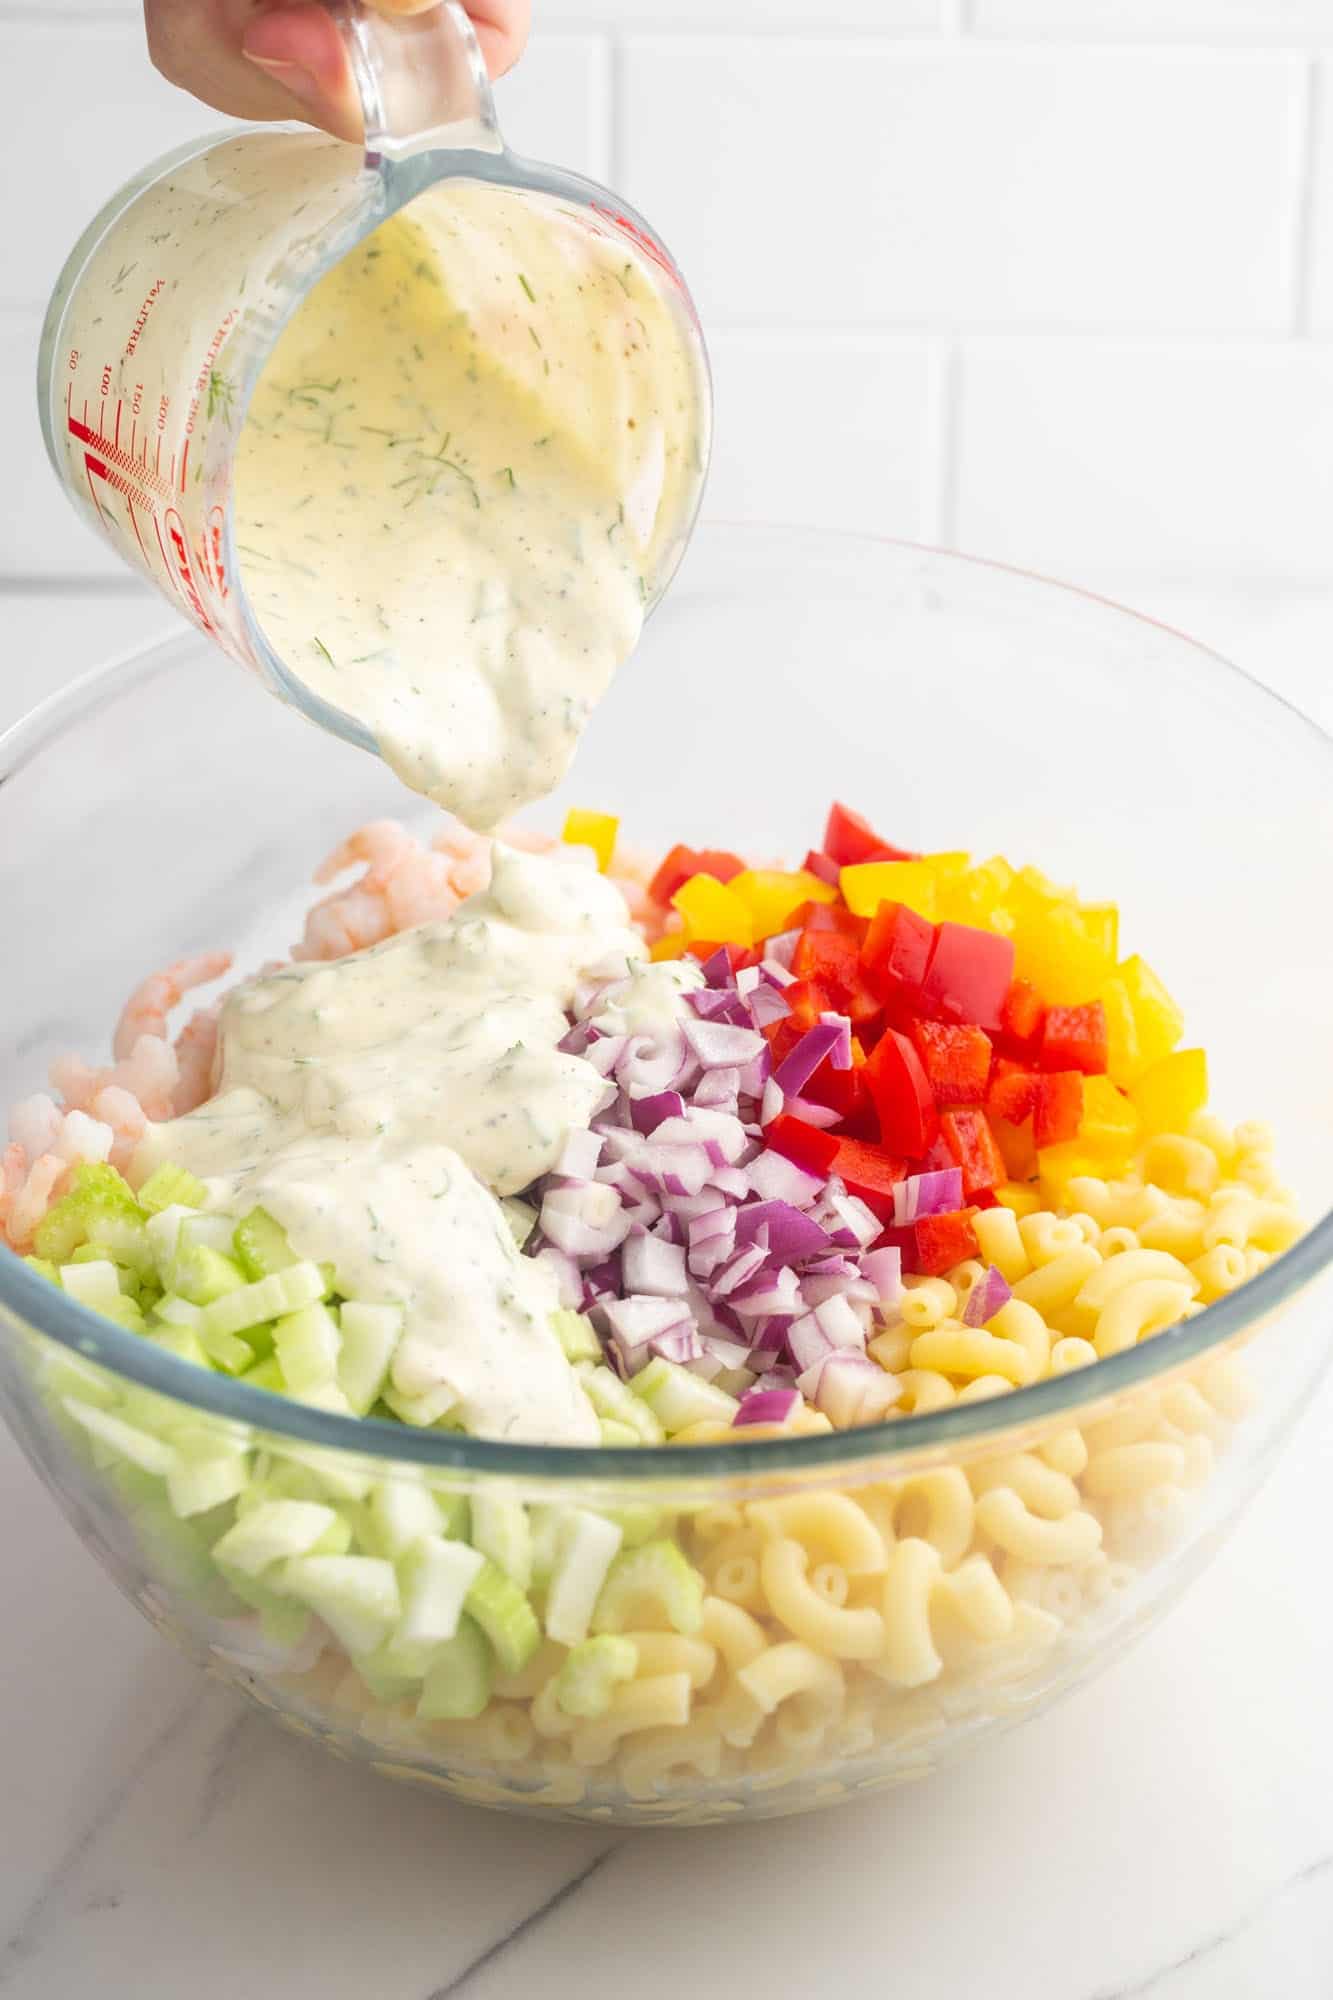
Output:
[2, 526, 1331, 1479]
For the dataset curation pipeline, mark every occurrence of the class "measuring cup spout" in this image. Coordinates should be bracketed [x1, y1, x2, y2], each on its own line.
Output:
[335, 0, 502, 162]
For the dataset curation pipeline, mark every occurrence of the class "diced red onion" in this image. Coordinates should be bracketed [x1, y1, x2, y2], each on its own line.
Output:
[735, 1049, 771, 1098]
[734, 1200, 832, 1263]
[893, 1168, 965, 1226]
[662, 1188, 726, 1221]
[583, 1034, 628, 1077]
[760, 956, 796, 988]
[622, 1232, 690, 1298]
[746, 1148, 824, 1208]
[602, 1294, 693, 1349]
[783, 1095, 841, 1130]
[745, 983, 791, 1032]
[682, 1018, 766, 1071]
[814, 1293, 869, 1352]
[649, 1325, 704, 1366]
[817, 1012, 854, 1071]
[617, 1027, 689, 1096]
[734, 1386, 800, 1427]
[747, 1314, 793, 1355]
[765, 930, 799, 971]
[711, 1243, 768, 1298]
[630, 1090, 686, 1135]
[530, 1245, 583, 1308]
[812, 1352, 900, 1427]
[825, 1190, 881, 1250]
[773, 1021, 846, 1098]
[540, 1181, 633, 1257]
[800, 1270, 878, 1309]
[555, 1127, 603, 1179]
[861, 1246, 902, 1305]
[701, 1333, 752, 1371]
[962, 1265, 1013, 1328]
[727, 1266, 802, 1319]
[693, 1066, 740, 1108]
[708, 1164, 749, 1201]
[760, 1077, 783, 1126]
[655, 1108, 748, 1164]
[698, 946, 737, 989]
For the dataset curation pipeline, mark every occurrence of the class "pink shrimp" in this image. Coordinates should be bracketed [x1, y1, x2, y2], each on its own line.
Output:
[8, 1094, 63, 1160]
[312, 819, 417, 886]
[293, 885, 398, 962]
[0, 1142, 26, 1236]
[113, 952, 232, 1062]
[4, 1154, 68, 1250]
[90, 1087, 150, 1173]
[173, 1006, 223, 1114]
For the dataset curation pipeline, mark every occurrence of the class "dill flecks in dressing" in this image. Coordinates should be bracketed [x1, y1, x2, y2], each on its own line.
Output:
[233, 179, 704, 829]
[137, 848, 647, 1443]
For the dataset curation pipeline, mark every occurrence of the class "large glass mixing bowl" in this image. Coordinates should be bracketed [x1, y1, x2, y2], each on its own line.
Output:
[1, 525, 1330, 1825]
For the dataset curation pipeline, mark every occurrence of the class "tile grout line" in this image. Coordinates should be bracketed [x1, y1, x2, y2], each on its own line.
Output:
[1290, 58, 1323, 337]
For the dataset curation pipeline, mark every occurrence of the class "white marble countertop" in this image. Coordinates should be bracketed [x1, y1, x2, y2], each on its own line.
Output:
[1, 579, 1331, 1999]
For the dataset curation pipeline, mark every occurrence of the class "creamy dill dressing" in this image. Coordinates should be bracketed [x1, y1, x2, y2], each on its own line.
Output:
[234, 179, 704, 828]
[138, 848, 653, 1442]
[108, 165, 707, 1440]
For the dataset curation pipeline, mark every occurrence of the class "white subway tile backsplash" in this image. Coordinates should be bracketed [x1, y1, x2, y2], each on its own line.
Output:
[6, 19, 232, 310]
[973, 2, 1333, 40]
[0, 309, 124, 579]
[620, 42, 1304, 335]
[702, 333, 937, 538]
[490, 32, 611, 181]
[954, 339, 1333, 584]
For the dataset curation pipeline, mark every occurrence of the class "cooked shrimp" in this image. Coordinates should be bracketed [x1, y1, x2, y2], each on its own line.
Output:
[90, 1087, 149, 1173]
[113, 952, 232, 1061]
[54, 1112, 114, 1166]
[173, 1006, 222, 1114]
[0, 1143, 26, 1235]
[5, 1154, 68, 1250]
[312, 819, 417, 886]
[9, 1094, 62, 1160]
[293, 886, 397, 962]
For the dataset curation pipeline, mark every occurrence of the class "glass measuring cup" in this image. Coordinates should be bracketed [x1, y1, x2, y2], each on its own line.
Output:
[36, 0, 711, 761]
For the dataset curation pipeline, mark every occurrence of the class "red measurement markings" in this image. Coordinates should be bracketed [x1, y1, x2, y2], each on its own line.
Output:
[179, 438, 190, 493]
[67, 393, 214, 634]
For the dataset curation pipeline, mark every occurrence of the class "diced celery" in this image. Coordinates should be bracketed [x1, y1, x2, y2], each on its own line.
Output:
[32, 1163, 142, 1264]
[104, 1295, 148, 1335]
[288, 1381, 354, 1416]
[555, 1635, 637, 1719]
[544, 1510, 624, 1647]
[551, 1308, 600, 1364]
[395, 1535, 486, 1651]
[591, 1540, 705, 1636]
[268, 1444, 374, 1503]
[198, 1322, 258, 1375]
[83, 1211, 155, 1275]
[212, 1499, 341, 1577]
[137, 1163, 207, 1215]
[58, 1259, 123, 1314]
[147, 1325, 211, 1370]
[273, 1302, 341, 1393]
[63, 1398, 175, 1477]
[380, 1381, 457, 1428]
[153, 1293, 203, 1330]
[176, 1213, 238, 1258]
[239, 1356, 286, 1394]
[176, 1245, 248, 1308]
[41, 1351, 117, 1410]
[464, 1559, 541, 1675]
[201, 1263, 326, 1340]
[368, 1479, 443, 1560]
[631, 1356, 739, 1435]
[598, 1420, 641, 1447]
[417, 1616, 492, 1721]
[355, 1655, 420, 1706]
[469, 1493, 532, 1590]
[232, 1207, 298, 1281]
[424, 1488, 470, 1542]
[279, 1554, 401, 1657]
[500, 1198, 537, 1250]
[337, 1302, 402, 1415]
[145, 1205, 192, 1281]
[606, 1504, 671, 1549]
[577, 1364, 665, 1443]
[23, 1255, 59, 1286]
[166, 1440, 251, 1519]
[528, 1506, 564, 1590]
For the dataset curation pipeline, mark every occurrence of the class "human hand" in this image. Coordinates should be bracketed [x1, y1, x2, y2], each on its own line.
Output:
[146, 1, 530, 142]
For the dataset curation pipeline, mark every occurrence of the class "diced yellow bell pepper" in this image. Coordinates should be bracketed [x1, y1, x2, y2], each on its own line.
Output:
[1130, 1049, 1207, 1136]
[729, 868, 836, 937]
[922, 850, 971, 883]
[840, 861, 938, 921]
[938, 855, 1017, 934]
[1037, 1144, 1108, 1201]
[1011, 901, 1115, 1005]
[671, 874, 754, 948]
[1078, 1074, 1141, 1152]
[561, 808, 618, 872]
[1099, 975, 1142, 1087]
[1077, 902, 1119, 966]
[1118, 955, 1185, 1074]
[995, 1182, 1042, 1218]
[649, 933, 688, 962]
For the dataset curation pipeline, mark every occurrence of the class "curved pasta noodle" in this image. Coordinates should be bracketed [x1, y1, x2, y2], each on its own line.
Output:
[875, 1538, 943, 1688]
[699, 1595, 767, 1674]
[625, 1632, 718, 1689]
[1092, 1278, 1194, 1357]
[894, 1369, 956, 1414]
[759, 1538, 886, 1660]
[746, 1492, 887, 1575]
[737, 1642, 845, 1719]
[909, 1324, 1035, 1387]
[1012, 1245, 1102, 1317]
[1019, 1213, 1089, 1265]
[620, 1724, 724, 1798]
[1143, 1134, 1220, 1199]
[899, 1278, 959, 1330]
[969, 1451, 1081, 1519]
[1075, 1249, 1198, 1312]
[972, 1205, 1031, 1283]
[1081, 1440, 1185, 1499]
[973, 1487, 1102, 1565]
[887, 1467, 975, 1567]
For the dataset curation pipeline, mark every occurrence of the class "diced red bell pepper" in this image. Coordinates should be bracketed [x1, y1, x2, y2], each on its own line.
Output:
[802, 849, 842, 887]
[763, 1113, 840, 1177]
[987, 1064, 1041, 1126]
[801, 1056, 873, 1123]
[1034, 1071, 1084, 1147]
[860, 901, 935, 1012]
[647, 844, 744, 904]
[908, 1020, 993, 1105]
[791, 930, 880, 1025]
[864, 1029, 938, 1157]
[789, 900, 868, 940]
[918, 922, 1016, 1032]
[827, 1137, 907, 1221]
[939, 1108, 1008, 1197]
[781, 979, 831, 1032]
[823, 802, 916, 869]
[1039, 1002, 1109, 1076]
[1000, 978, 1046, 1057]
[912, 1208, 981, 1276]
[917, 1131, 962, 1177]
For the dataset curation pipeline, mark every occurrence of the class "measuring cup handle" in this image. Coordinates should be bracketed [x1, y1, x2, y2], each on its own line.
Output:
[334, 0, 502, 159]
